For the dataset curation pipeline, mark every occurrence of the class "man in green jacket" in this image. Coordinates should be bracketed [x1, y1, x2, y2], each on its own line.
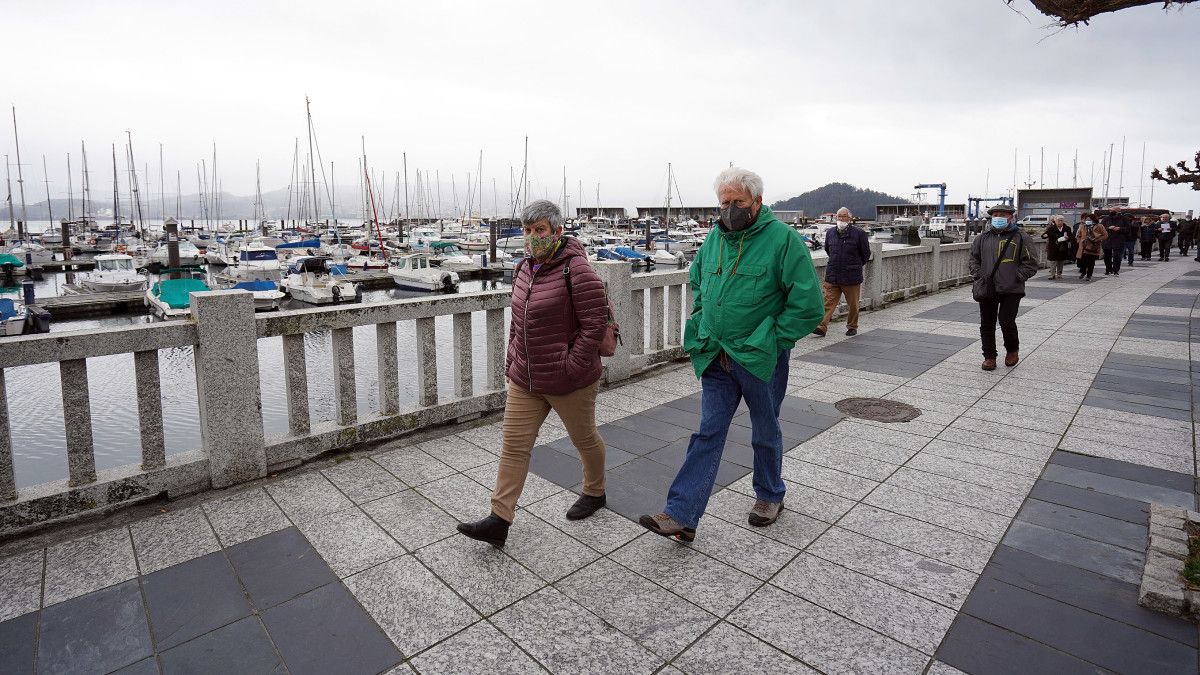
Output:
[639, 167, 824, 541]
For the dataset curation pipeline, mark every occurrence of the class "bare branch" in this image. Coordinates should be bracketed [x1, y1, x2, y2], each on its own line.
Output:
[1007, 0, 1195, 26]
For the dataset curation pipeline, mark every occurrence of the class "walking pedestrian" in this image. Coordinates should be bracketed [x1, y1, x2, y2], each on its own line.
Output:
[456, 200, 611, 547]
[1178, 217, 1194, 257]
[970, 203, 1038, 371]
[1122, 213, 1139, 267]
[638, 167, 824, 541]
[1040, 215, 1072, 279]
[1158, 214, 1175, 261]
[1102, 212, 1125, 276]
[1139, 217, 1157, 260]
[1076, 213, 1107, 280]
[813, 207, 871, 337]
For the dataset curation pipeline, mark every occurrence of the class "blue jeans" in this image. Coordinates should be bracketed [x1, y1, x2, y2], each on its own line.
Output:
[665, 350, 790, 528]
[1123, 240, 1136, 265]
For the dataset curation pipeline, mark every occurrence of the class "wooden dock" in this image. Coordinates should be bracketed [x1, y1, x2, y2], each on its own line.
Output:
[34, 290, 148, 319]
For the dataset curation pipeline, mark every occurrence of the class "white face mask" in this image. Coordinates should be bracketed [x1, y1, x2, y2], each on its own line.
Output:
[836, 222, 848, 231]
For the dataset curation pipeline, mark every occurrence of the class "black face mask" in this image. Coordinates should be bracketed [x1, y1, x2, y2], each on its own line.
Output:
[720, 204, 756, 231]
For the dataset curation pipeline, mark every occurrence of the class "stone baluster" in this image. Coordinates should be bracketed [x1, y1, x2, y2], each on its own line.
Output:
[415, 316, 438, 406]
[376, 322, 399, 415]
[59, 359, 96, 486]
[593, 260, 633, 383]
[866, 241, 884, 309]
[191, 291, 266, 489]
[282, 333, 310, 435]
[667, 284, 683, 347]
[627, 290, 645, 356]
[0, 370, 14, 501]
[452, 313, 473, 399]
[921, 237, 941, 295]
[648, 286, 665, 352]
[332, 327, 357, 426]
[133, 350, 166, 470]
[485, 308, 506, 391]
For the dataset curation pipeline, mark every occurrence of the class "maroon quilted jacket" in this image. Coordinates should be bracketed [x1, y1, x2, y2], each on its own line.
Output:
[506, 236, 609, 395]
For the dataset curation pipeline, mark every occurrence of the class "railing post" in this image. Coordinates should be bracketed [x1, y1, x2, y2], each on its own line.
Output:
[667, 284, 683, 347]
[594, 260, 633, 383]
[332, 327, 357, 426]
[921, 237, 941, 294]
[415, 316, 438, 406]
[452, 312, 473, 398]
[282, 333, 310, 435]
[191, 290, 266, 489]
[0, 370, 14, 501]
[866, 241, 884, 309]
[133, 350, 166, 470]
[376, 322, 399, 416]
[60, 359, 96, 486]
[485, 308, 506, 391]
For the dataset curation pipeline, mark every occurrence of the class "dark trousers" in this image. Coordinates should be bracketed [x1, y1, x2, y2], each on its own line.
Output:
[1159, 237, 1172, 260]
[979, 293, 1021, 359]
[1124, 240, 1137, 266]
[1079, 254, 1098, 279]
[1140, 240, 1153, 259]
[1103, 248, 1122, 274]
[1179, 236, 1192, 256]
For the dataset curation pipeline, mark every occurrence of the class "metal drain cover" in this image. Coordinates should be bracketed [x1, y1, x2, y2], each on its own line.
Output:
[835, 398, 922, 423]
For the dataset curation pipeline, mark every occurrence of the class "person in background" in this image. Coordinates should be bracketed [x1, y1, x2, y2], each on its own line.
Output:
[1040, 215, 1072, 280]
[639, 167, 823, 541]
[969, 203, 1038, 370]
[456, 200, 610, 548]
[1076, 213, 1107, 280]
[1178, 217, 1195, 257]
[1121, 213, 1140, 267]
[1139, 216, 1158, 260]
[813, 207, 872, 337]
[1101, 212, 1125, 276]
[1158, 214, 1175, 261]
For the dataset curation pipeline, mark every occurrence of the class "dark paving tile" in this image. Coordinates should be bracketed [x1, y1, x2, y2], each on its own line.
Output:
[0, 611, 37, 673]
[779, 396, 844, 419]
[938, 614, 1110, 675]
[546, 436, 636, 471]
[530, 444, 590, 488]
[724, 423, 804, 451]
[1119, 329, 1190, 343]
[226, 528, 338, 611]
[1081, 394, 1193, 422]
[714, 461, 751, 487]
[986, 545, 1197, 647]
[37, 580, 153, 675]
[662, 394, 702, 414]
[575, 475, 664, 522]
[610, 414, 694, 443]
[611, 456, 687, 494]
[159, 616, 284, 675]
[261, 583, 400, 675]
[142, 551, 252, 650]
[1016, 499, 1147, 552]
[594, 422, 674, 455]
[1104, 353, 1191, 371]
[112, 658, 160, 675]
[638, 404, 701, 430]
[1091, 375, 1192, 399]
[1085, 387, 1193, 411]
[1143, 293, 1196, 308]
[1098, 363, 1191, 385]
[1002, 520, 1143, 585]
[1050, 451, 1193, 493]
[1027, 481, 1150, 525]
[962, 575, 1197, 673]
[1041, 464, 1195, 509]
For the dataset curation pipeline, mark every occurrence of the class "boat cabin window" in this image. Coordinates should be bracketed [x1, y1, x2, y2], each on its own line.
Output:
[98, 258, 134, 272]
[241, 250, 278, 261]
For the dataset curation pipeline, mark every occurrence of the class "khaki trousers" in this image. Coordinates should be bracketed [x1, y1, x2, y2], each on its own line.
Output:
[491, 379, 606, 523]
[818, 282, 862, 331]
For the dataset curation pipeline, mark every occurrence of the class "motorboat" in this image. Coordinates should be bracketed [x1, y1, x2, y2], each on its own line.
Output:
[77, 254, 147, 292]
[2, 240, 53, 264]
[281, 256, 361, 305]
[388, 253, 459, 293]
[38, 227, 64, 246]
[230, 279, 285, 311]
[407, 226, 442, 250]
[650, 249, 685, 266]
[145, 272, 211, 320]
[429, 241, 481, 272]
[0, 253, 26, 278]
[142, 241, 204, 268]
[230, 241, 283, 280]
[0, 296, 27, 336]
[455, 232, 492, 252]
[343, 254, 389, 271]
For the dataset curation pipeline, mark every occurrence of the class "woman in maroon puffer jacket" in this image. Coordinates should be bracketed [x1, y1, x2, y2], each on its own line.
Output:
[457, 200, 611, 547]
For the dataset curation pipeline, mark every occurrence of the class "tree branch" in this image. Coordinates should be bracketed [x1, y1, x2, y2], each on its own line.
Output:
[1007, 0, 1196, 25]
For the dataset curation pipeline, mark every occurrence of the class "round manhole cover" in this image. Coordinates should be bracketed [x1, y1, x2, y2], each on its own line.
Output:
[835, 397, 922, 423]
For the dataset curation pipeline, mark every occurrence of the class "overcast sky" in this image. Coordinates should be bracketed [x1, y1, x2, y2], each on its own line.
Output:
[4, 0, 1198, 216]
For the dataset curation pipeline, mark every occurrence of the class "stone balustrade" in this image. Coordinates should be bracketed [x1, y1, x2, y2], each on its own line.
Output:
[0, 241, 1046, 536]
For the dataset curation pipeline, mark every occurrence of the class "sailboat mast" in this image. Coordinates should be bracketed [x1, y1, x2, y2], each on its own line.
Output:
[81, 142, 90, 224]
[111, 144, 121, 227]
[403, 152, 409, 225]
[305, 97, 319, 222]
[361, 137, 385, 259]
[11, 107, 28, 239]
[329, 162, 336, 227]
[42, 156, 53, 227]
[4, 155, 15, 233]
[66, 154, 74, 223]
[175, 170, 181, 220]
[158, 143, 165, 224]
[126, 132, 145, 238]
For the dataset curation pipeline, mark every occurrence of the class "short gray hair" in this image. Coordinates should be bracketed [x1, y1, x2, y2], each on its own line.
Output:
[836, 207, 852, 218]
[713, 167, 763, 199]
[521, 199, 564, 229]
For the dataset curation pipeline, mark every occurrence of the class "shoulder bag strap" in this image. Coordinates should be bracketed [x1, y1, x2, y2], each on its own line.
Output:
[990, 233, 1016, 281]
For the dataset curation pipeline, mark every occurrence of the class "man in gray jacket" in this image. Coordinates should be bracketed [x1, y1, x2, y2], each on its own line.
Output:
[969, 204, 1038, 371]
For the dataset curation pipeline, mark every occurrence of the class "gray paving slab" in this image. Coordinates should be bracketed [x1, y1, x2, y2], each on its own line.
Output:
[1016, 499, 1147, 552]
[0, 549, 43, 623]
[157, 616, 285, 675]
[226, 528, 338, 611]
[1026, 480, 1151, 525]
[409, 620, 544, 675]
[1084, 386, 1195, 411]
[0, 611, 38, 673]
[937, 614, 1117, 675]
[261, 582, 401, 675]
[673, 621, 817, 675]
[141, 551, 252, 650]
[1040, 464, 1195, 509]
[36, 580, 153, 675]
[1001, 520, 1144, 585]
[962, 575, 1197, 674]
[1049, 451, 1194, 492]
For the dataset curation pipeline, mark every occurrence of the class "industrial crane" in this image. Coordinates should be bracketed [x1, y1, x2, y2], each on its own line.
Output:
[967, 195, 1015, 219]
[913, 183, 947, 216]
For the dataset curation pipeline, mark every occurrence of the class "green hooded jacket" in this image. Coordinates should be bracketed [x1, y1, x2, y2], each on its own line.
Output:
[683, 205, 825, 382]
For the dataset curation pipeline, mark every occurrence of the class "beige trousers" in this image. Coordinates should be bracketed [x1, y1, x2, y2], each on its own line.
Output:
[818, 282, 862, 331]
[491, 379, 606, 522]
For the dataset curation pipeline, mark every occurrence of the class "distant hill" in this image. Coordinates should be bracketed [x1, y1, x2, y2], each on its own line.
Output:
[771, 182, 911, 220]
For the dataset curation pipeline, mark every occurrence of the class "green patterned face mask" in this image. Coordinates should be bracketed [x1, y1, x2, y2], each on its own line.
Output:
[525, 233, 559, 260]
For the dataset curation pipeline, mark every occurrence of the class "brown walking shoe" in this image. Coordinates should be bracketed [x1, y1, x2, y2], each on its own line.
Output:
[1005, 351, 1019, 367]
[638, 512, 695, 542]
[981, 358, 997, 371]
[811, 327, 826, 337]
[748, 499, 784, 527]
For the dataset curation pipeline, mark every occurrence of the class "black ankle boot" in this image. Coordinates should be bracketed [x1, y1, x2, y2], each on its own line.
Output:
[566, 493, 606, 521]
[456, 513, 510, 547]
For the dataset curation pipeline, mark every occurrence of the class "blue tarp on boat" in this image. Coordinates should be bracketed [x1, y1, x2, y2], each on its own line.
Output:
[0, 298, 17, 320]
[614, 246, 650, 260]
[275, 238, 321, 249]
[233, 280, 278, 292]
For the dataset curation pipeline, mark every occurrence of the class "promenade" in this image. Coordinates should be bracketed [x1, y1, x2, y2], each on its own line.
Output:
[2, 255, 1198, 674]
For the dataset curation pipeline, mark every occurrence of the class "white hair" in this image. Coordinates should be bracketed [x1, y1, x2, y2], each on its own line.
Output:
[836, 207, 852, 217]
[713, 167, 763, 199]
[520, 199, 564, 229]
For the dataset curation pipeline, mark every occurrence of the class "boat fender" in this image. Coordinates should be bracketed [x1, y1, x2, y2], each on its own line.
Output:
[332, 284, 343, 304]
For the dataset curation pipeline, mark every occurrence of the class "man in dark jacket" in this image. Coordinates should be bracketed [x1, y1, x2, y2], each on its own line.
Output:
[1178, 218, 1194, 257]
[1101, 213, 1125, 276]
[970, 204, 1038, 371]
[812, 207, 871, 337]
[1139, 217, 1158, 260]
[1121, 214, 1140, 267]
[1158, 214, 1175, 261]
